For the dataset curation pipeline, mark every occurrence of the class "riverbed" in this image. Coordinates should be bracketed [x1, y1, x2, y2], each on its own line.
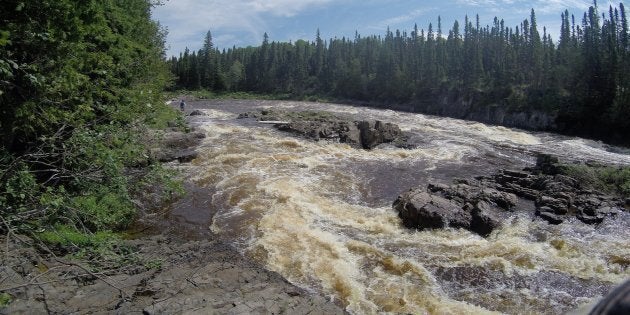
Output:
[178, 99, 630, 314]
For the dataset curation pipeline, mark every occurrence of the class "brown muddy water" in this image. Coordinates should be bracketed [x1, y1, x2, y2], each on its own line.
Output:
[172, 99, 630, 314]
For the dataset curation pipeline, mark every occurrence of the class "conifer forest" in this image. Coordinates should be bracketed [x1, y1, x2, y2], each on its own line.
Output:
[169, 2, 630, 144]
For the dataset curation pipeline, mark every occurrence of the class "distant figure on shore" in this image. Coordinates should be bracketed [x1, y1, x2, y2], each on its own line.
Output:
[179, 99, 186, 111]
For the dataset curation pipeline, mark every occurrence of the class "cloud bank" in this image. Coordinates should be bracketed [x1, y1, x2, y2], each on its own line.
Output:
[153, 0, 337, 55]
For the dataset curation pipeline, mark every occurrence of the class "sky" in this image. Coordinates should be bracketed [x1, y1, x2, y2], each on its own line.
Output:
[152, 0, 625, 57]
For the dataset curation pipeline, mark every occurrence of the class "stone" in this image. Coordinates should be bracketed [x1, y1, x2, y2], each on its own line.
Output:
[393, 189, 471, 231]
[577, 214, 604, 224]
[356, 120, 403, 149]
[536, 154, 561, 175]
[269, 110, 406, 149]
[189, 110, 206, 116]
[536, 195, 568, 215]
[536, 208, 564, 225]
[470, 202, 501, 236]
[480, 188, 518, 211]
[502, 170, 530, 178]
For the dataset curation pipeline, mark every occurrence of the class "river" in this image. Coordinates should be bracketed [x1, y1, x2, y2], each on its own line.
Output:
[177, 99, 630, 314]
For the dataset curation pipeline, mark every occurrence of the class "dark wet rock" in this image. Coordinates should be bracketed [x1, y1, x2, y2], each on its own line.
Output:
[397, 154, 626, 231]
[480, 188, 518, 211]
[536, 195, 569, 215]
[279, 119, 404, 149]
[536, 207, 565, 224]
[149, 131, 205, 163]
[188, 109, 206, 116]
[502, 170, 530, 178]
[393, 189, 471, 231]
[176, 150, 199, 163]
[356, 120, 403, 149]
[237, 112, 256, 119]
[536, 154, 561, 175]
[393, 186, 502, 236]
[241, 110, 407, 149]
[470, 203, 501, 236]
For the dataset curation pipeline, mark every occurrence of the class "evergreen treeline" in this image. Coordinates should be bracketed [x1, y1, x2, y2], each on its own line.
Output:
[169, 2, 630, 144]
[1, 1, 177, 237]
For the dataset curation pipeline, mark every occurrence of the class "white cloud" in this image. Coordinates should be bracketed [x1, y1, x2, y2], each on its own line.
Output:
[248, 0, 336, 17]
[456, 0, 591, 13]
[152, 0, 337, 55]
[373, 9, 433, 29]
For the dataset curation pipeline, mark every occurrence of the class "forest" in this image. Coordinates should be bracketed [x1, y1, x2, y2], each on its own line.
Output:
[0, 1, 177, 241]
[169, 2, 630, 145]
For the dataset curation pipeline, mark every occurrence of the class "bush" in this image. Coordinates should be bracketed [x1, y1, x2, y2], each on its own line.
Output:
[72, 190, 135, 231]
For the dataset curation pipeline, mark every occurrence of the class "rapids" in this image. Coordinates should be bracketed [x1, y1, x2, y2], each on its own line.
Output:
[179, 99, 630, 314]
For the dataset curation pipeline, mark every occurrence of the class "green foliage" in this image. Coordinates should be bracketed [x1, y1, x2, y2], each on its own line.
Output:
[560, 164, 630, 197]
[0, 0, 180, 248]
[144, 259, 164, 270]
[38, 224, 119, 247]
[0, 293, 11, 308]
[72, 190, 135, 231]
[0, 161, 38, 214]
[37, 224, 142, 269]
[130, 163, 184, 206]
[147, 103, 185, 129]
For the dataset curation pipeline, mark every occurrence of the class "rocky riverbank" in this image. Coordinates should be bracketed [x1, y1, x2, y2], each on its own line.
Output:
[0, 106, 346, 315]
[0, 234, 345, 314]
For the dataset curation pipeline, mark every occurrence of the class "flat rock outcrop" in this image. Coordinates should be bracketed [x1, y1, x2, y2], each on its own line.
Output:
[0, 236, 345, 315]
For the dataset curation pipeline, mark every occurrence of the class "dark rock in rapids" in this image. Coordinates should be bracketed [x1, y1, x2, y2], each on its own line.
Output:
[395, 153, 626, 232]
[149, 131, 205, 163]
[238, 109, 407, 149]
[188, 109, 206, 116]
[393, 184, 503, 237]
[356, 120, 403, 149]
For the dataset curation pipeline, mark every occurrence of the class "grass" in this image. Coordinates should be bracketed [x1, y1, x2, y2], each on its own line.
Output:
[0, 293, 11, 308]
[37, 224, 120, 247]
[147, 102, 186, 129]
[559, 164, 630, 197]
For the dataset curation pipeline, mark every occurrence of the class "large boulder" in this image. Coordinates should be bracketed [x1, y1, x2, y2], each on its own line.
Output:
[356, 120, 403, 149]
[393, 189, 471, 230]
[393, 187, 500, 236]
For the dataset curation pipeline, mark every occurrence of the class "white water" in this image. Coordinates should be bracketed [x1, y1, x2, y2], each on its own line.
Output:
[182, 100, 630, 314]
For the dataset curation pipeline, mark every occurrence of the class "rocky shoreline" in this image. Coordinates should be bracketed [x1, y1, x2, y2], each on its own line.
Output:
[0, 106, 346, 315]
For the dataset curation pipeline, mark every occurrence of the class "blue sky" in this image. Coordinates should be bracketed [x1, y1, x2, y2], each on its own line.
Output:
[152, 0, 623, 57]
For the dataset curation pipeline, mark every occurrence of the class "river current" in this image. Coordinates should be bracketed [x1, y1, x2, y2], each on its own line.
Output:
[178, 99, 630, 314]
